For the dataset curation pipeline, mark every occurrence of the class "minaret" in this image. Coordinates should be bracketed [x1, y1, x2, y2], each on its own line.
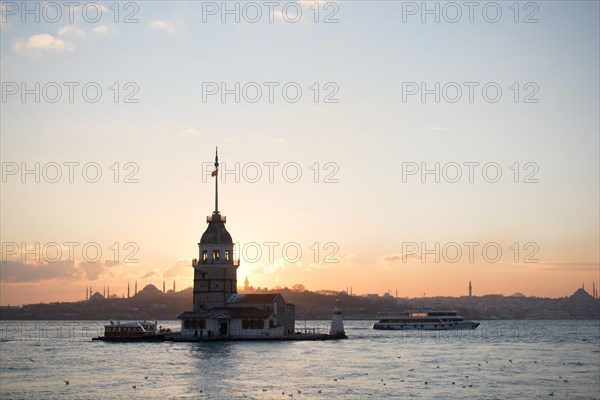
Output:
[192, 148, 239, 311]
[329, 298, 346, 338]
[163, 280, 166, 293]
[173, 280, 176, 292]
[469, 281, 472, 297]
[135, 280, 137, 295]
[107, 286, 110, 299]
[127, 282, 130, 298]
[103, 286, 106, 298]
[85, 286, 88, 301]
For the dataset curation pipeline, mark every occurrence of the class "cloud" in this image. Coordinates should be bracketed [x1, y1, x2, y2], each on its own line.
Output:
[0, 258, 127, 283]
[92, 25, 109, 36]
[162, 259, 190, 278]
[78, 260, 107, 280]
[150, 20, 175, 33]
[539, 262, 599, 272]
[271, 1, 319, 21]
[181, 128, 199, 136]
[382, 253, 420, 264]
[382, 255, 402, 264]
[58, 26, 86, 37]
[1, 260, 80, 283]
[14, 33, 74, 52]
[246, 258, 289, 275]
[141, 270, 159, 279]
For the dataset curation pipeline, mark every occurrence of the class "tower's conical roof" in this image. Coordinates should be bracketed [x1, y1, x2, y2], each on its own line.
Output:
[201, 213, 233, 244]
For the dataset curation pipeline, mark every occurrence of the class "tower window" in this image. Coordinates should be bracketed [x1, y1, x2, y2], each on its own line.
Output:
[202, 251, 208, 262]
[213, 250, 220, 260]
[225, 251, 230, 261]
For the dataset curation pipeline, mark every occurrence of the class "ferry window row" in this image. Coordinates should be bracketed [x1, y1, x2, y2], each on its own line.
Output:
[107, 327, 137, 333]
[381, 319, 453, 323]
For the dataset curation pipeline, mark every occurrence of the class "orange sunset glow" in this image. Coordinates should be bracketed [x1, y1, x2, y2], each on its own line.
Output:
[1, 1, 599, 307]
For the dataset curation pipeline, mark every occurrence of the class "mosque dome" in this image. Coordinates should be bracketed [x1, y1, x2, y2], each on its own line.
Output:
[88, 292, 105, 302]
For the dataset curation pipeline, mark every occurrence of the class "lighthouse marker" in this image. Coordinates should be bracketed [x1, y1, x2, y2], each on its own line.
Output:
[329, 298, 347, 338]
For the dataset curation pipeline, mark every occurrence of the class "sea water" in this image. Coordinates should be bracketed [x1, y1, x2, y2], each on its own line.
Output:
[1, 320, 599, 399]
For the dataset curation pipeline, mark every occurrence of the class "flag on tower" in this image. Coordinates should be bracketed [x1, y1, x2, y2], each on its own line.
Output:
[211, 169, 218, 177]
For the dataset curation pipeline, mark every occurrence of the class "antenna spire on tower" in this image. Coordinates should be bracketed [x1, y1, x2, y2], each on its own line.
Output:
[214, 147, 219, 213]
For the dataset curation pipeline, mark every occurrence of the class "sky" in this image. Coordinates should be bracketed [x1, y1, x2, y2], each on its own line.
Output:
[1, 1, 599, 305]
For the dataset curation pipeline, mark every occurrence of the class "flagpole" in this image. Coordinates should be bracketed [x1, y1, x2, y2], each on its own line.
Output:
[214, 147, 219, 213]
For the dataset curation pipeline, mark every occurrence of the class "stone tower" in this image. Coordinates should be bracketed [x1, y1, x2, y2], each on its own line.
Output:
[192, 148, 239, 311]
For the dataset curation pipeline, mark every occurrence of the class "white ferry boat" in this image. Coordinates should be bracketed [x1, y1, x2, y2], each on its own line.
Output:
[373, 308, 479, 330]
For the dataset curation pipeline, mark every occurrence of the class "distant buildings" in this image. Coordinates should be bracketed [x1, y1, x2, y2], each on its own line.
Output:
[2, 285, 599, 321]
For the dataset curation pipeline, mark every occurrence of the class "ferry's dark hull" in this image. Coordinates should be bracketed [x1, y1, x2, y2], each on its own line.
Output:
[92, 334, 166, 342]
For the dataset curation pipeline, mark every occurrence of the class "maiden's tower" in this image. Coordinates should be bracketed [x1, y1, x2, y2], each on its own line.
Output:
[178, 149, 295, 339]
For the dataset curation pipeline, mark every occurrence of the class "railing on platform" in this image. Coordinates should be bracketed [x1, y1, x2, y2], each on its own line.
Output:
[295, 321, 329, 335]
[192, 259, 239, 267]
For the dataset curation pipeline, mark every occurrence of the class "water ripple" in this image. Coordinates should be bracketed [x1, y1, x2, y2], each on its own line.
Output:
[0, 319, 599, 399]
